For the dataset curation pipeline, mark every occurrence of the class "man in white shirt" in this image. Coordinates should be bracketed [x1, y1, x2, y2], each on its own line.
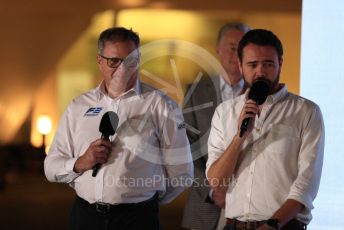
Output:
[182, 23, 250, 230]
[44, 27, 193, 230]
[206, 29, 324, 230]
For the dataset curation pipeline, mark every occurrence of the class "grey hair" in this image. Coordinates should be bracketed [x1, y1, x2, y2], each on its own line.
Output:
[217, 23, 251, 45]
[97, 27, 140, 54]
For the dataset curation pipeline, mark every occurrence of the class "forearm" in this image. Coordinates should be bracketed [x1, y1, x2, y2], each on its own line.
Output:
[270, 199, 304, 226]
[207, 133, 244, 190]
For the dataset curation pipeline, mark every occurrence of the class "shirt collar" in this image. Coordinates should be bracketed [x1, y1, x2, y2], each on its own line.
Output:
[269, 83, 288, 103]
[219, 75, 244, 91]
[96, 79, 142, 101]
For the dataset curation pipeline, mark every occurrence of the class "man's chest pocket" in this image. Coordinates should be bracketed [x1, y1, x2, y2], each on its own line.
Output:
[264, 124, 301, 159]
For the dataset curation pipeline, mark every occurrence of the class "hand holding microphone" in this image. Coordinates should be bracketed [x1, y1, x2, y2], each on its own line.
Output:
[73, 111, 118, 175]
[239, 79, 271, 138]
[92, 111, 119, 177]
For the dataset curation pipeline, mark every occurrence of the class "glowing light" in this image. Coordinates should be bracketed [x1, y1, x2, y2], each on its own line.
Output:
[37, 115, 52, 135]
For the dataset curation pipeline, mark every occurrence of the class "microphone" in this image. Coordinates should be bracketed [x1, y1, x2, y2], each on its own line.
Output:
[92, 111, 119, 177]
[239, 79, 271, 138]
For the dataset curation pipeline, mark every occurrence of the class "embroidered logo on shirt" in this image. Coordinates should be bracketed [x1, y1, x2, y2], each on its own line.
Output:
[177, 122, 186, 130]
[84, 107, 103, 116]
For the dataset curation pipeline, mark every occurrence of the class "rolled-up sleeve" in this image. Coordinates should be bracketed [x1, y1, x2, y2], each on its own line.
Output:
[206, 105, 226, 179]
[287, 105, 325, 212]
[44, 104, 81, 184]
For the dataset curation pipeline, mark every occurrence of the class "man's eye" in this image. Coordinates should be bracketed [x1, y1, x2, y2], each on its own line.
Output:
[229, 47, 237, 52]
[264, 62, 274, 67]
[109, 58, 121, 64]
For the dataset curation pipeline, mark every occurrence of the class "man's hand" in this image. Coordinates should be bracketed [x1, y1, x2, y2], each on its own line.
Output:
[212, 188, 227, 208]
[73, 139, 112, 173]
[237, 99, 260, 138]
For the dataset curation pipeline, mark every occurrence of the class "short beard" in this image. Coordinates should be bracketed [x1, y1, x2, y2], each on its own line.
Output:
[244, 74, 280, 95]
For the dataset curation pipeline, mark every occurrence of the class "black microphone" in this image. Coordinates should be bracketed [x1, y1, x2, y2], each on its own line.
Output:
[239, 79, 271, 138]
[92, 111, 119, 177]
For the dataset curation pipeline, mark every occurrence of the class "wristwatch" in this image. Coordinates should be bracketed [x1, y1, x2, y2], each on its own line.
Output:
[266, 218, 281, 230]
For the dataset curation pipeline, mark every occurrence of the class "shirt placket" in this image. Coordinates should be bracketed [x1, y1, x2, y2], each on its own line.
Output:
[94, 97, 121, 202]
[243, 117, 264, 220]
[112, 98, 120, 113]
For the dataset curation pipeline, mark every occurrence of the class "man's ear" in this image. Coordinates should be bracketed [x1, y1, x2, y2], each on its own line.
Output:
[279, 57, 283, 67]
[215, 45, 220, 55]
[96, 55, 101, 64]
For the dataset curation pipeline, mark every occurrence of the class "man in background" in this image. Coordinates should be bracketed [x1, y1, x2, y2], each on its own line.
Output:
[182, 23, 250, 230]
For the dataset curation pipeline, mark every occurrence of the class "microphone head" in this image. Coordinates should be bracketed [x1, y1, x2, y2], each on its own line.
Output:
[248, 79, 271, 105]
[99, 111, 119, 137]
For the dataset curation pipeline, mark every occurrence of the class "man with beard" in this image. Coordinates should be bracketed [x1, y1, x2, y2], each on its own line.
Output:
[206, 29, 324, 230]
[44, 27, 193, 230]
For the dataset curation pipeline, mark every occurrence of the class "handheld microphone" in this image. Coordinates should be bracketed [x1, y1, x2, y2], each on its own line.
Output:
[239, 79, 271, 138]
[92, 111, 119, 177]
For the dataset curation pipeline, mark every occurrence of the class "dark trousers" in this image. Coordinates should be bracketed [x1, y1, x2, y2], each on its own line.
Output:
[69, 195, 160, 230]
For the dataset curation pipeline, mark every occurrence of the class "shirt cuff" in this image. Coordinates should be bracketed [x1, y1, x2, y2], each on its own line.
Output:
[65, 158, 79, 173]
[55, 158, 81, 183]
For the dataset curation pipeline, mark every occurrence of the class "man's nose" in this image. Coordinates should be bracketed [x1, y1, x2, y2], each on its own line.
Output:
[256, 64, 267, 75]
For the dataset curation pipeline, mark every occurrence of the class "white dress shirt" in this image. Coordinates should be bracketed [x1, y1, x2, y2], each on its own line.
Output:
[206, 85, 324, 224]
[219, 76, 244, 102]
[44, 80, 193, 205]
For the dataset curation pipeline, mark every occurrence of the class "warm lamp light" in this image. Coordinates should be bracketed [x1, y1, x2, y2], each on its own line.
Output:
[37, 115, 52, 150]
[37, 115, 52, 135]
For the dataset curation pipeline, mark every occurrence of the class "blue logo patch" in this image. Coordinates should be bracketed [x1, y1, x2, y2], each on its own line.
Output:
[84, 107, 103, 116]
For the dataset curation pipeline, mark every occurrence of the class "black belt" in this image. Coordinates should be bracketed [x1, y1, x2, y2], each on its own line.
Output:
[227, 219, 266, 230]
[226, 218, 307, 230]
[76, 193, 158, 214]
